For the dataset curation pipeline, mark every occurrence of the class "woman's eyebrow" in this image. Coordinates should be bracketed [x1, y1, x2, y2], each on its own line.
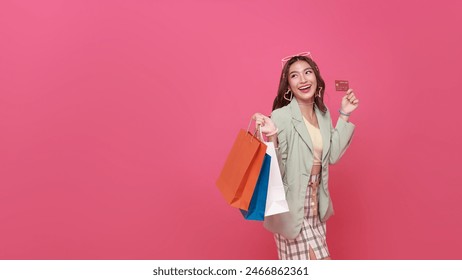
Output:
[289, 67, 313, 75]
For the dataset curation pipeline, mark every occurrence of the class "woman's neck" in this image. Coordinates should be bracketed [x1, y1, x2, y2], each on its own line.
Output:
[297, 99, 315, 119]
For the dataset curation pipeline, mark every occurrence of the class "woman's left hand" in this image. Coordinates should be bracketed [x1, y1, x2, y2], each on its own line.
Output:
[341, 89, 360, 114]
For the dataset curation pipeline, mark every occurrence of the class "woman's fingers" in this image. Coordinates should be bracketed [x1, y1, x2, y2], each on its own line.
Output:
[345, 89, 359, 105]
[252, 113, 277, 135]
[253, 113, 266, 124]
[253, 113, 266, 128]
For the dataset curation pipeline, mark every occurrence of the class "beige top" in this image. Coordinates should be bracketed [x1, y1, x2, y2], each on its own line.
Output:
[303, 117, 323, 165]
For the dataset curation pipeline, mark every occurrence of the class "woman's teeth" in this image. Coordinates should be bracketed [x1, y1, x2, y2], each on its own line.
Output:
[299, 85, 311, 92]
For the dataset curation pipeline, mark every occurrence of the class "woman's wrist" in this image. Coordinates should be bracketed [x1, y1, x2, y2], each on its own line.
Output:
[339, 109, 351, 116]
[265, 127, 278, 137]
[339, 114, 350, 122]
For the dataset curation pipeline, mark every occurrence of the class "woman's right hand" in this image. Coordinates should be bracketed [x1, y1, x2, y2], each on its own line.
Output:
[252, 113, 277, 136]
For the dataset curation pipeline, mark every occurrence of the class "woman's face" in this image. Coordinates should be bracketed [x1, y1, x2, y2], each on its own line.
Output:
[287, 60, 318, 104]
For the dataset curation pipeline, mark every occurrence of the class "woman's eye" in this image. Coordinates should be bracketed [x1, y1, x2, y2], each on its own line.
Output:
[290, 74, 297, 78]
[305, 70, 312, 74]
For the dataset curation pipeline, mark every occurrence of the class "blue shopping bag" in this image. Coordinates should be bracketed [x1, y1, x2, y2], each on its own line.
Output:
[240, 153, 271, 221]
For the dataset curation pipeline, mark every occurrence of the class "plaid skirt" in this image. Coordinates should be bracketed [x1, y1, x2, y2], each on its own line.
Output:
[274, 174, 330, 260]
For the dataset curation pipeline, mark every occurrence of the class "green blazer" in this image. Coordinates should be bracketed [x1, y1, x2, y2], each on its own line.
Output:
[264, 98, 355, 239]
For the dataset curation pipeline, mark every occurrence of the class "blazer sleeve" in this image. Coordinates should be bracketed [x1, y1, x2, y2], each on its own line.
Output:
[329, 111, 356, 164]
[271, 110, 288, 179]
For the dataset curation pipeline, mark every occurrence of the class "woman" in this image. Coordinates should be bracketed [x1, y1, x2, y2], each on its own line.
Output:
[253, 53, 359, 260]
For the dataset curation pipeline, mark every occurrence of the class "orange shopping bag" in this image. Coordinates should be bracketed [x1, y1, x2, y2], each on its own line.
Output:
[216, 128, 267, 211]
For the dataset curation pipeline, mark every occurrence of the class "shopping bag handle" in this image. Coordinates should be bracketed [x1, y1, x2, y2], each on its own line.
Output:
[247, 118, 264, 142]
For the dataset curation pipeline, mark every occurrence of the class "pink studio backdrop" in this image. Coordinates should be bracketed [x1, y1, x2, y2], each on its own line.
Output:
[1, 0, 461, 259]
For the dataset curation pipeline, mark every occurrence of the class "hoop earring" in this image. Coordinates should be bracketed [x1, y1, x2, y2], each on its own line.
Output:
[317, 87, 323, 98]
[284, 89, 293, 101]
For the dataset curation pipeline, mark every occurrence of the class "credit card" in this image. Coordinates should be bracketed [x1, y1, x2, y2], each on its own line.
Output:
[335, 80, 349, 91]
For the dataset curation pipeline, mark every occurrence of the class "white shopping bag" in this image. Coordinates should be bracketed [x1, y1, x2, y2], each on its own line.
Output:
[264, 141, 289, 216]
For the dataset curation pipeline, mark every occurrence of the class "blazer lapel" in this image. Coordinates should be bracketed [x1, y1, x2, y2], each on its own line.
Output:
[289, 99, 313, 153]
[315, 107, 331, 161]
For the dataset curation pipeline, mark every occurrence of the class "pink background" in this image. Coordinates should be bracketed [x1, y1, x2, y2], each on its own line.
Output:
[1, 0, 461, 259]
